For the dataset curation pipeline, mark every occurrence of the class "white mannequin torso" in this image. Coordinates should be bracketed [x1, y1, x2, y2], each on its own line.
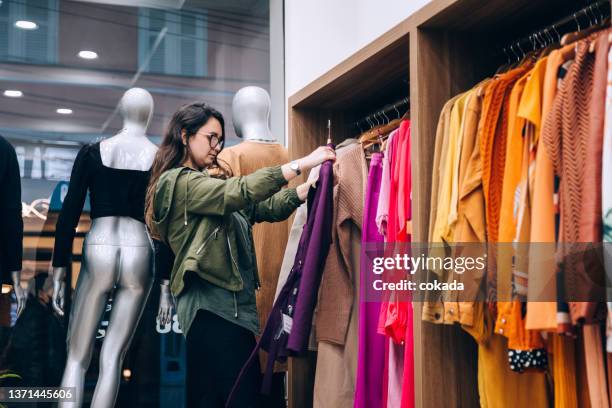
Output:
[99, 87, 157, 170]
[99, 131, 157, 171]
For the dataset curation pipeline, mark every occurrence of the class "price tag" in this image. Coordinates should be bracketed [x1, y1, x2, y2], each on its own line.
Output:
[282, 313, 293, 334]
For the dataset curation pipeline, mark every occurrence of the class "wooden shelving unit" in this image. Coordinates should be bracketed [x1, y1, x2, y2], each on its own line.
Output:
[286, 1, 592, 407]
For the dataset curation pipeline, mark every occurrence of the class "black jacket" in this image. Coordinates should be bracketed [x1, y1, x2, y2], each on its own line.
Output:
[0, 135, 23, 284]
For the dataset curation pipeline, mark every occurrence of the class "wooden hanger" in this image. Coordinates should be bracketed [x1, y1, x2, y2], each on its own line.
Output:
[360, 122, 397, 151]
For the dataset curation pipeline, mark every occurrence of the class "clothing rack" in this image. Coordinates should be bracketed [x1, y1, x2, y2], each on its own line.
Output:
[352, 97, 410, 133]
[496, 0, 611, 60]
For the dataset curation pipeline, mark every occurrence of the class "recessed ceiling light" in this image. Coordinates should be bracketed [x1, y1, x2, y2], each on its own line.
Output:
[15, 20, 38, 30]
[3, 90, 23, 98]
[78, 50, 98, 60]
[56, 108, 73, 115]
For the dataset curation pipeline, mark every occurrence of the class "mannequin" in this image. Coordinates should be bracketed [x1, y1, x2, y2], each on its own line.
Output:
[217, 86, 289, 406]
[231, 86, 278, 143]
[51, 88, 162, 408]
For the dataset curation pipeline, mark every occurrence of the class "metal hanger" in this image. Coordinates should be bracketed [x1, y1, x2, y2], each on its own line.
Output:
[355, 121, 364, 134]
[518, 41, 527, 59]
[393, 103, 400, 120]
[551, 24, 561, 42]
[509, 44, 519, 62]
[382, 110, 390, 125]
[501, 47, 510, 63]
[366, 117, 373, 129]
[595, 2, 605, 25]
[584, 6, 594, 27]
[574, 12, 582, 32]
[544, 28, 555, 45]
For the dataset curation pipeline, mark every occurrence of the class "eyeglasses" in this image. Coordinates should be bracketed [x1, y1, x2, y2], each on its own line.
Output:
[203, 132, 224, 150]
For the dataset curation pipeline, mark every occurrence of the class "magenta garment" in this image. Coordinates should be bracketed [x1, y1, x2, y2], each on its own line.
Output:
[355, 152, 386, 408]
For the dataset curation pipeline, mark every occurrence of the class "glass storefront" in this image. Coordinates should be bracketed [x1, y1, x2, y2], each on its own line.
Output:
[0, 0, 271, 405]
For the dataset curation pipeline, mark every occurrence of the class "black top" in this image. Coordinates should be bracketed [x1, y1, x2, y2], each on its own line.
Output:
[52, 142, 151, 268]
[0, 135, 23, 284]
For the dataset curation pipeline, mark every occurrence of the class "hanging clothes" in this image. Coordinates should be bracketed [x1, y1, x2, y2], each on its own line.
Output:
[399, 121, 414, 408]
[541, 39, 604, 324]
[423, 95, 462, 323]
[375, 120, 414, 408]
[526, 43, 576, 332]
[604, 45, 612, 354]
[355, 151, 385, 408]
[314, 142, 367, 408]
[481, 63, 532, 304]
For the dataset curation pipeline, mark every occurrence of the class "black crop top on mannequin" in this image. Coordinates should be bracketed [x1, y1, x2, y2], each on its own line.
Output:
[52, 142, 172, 278]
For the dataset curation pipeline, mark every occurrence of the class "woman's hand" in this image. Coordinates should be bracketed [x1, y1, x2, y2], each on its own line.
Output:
[299, 146, 336, 171]
[281, 146, 335, 182]
[296, 178, 318, 201]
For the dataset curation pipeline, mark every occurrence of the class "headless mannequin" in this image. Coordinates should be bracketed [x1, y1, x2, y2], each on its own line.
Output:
[51, 88, 160, 408]
[231, 86, 278, 143]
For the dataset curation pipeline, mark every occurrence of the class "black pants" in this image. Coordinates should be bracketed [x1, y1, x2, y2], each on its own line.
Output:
[186, 310, 262, 408]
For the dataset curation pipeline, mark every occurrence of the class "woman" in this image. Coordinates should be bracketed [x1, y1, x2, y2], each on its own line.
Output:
[145, 102, 335, 407]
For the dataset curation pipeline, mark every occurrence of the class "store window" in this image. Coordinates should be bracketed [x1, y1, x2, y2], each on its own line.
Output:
[0, 0, 59, 64]
[0, 0, 273, 405]
[138, 8, 207, 77]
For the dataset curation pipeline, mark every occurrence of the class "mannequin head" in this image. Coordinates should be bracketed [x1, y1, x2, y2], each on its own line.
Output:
[118, 87, 154, 131]
[231, 86, 275, 142]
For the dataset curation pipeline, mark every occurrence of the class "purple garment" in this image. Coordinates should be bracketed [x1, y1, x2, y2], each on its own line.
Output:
[226, 156, 334, 407]
[355, 152, 386, 408]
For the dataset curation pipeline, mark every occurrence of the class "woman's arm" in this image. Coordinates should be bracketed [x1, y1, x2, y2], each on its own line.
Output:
[186, 146, 335, 217]
[247, 177, 316, 224]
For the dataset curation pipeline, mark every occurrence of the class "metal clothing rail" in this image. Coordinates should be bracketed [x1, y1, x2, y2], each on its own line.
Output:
[352, 96, 410, 133]
[498, 0, 611, 61]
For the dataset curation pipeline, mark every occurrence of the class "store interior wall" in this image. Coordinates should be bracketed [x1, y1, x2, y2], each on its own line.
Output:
[283, 0, 431, 144]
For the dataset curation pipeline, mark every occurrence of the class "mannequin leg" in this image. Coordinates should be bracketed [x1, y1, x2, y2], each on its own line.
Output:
[90, 245, 153, 408]
[59, 245, 119, 408]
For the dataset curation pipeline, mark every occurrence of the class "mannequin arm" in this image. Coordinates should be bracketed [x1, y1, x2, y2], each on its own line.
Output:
[157, 279, 174, 326]
[10, 270, 26, 318]
[51, 266, 66, 317]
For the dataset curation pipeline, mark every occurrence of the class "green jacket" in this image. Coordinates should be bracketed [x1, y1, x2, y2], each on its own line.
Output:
[152, 165, 302, 298]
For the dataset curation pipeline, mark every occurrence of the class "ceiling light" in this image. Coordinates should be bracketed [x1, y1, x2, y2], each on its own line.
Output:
[78, 50, 98, 60]
[56, 108, 73, 115]
[15, 20, 38, 30]
[4, 90, 23, 98]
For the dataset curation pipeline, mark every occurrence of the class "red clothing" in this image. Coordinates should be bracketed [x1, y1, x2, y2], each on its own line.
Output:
[376, 120, 414, 408]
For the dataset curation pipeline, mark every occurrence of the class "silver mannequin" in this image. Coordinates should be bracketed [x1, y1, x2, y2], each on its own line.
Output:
[232, 86, 278, 143]
[51, 88, 164, 408]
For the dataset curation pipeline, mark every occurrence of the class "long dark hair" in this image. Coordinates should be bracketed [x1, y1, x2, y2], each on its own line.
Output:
[145, 102, 227, 237]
